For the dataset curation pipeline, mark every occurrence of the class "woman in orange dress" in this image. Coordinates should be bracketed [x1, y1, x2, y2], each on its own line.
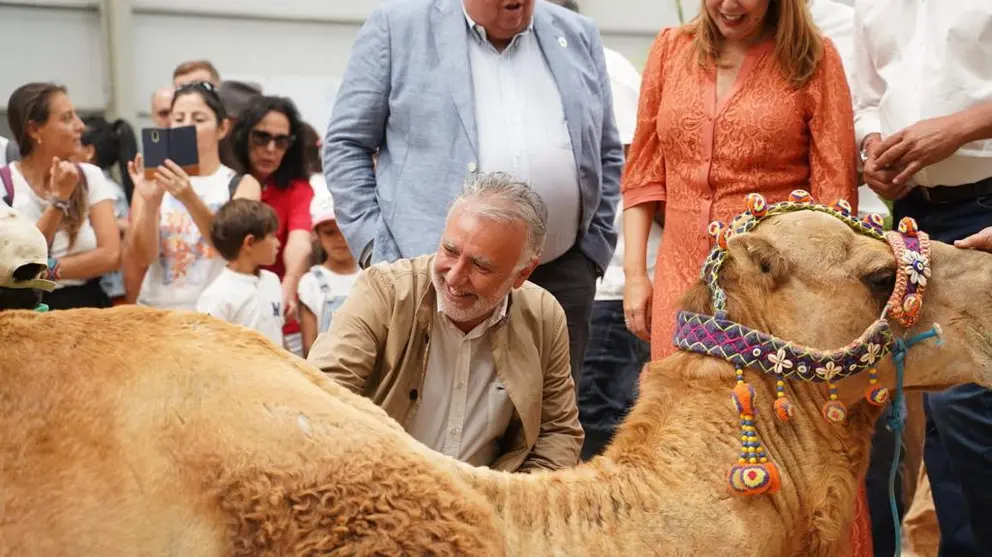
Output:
[621, 0, 867, 555]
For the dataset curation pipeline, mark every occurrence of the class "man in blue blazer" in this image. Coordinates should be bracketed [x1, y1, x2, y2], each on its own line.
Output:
[324, 0, 623, 383]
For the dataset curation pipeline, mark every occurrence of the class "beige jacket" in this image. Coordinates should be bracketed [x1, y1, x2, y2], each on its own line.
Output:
[307, 255, 583, 472]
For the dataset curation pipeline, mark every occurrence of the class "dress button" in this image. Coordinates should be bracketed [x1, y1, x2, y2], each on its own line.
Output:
[409, 389, 418, 401]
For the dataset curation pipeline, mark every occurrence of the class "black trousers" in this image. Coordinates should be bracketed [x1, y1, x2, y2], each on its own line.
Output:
[43, 279, 112, 310]
[527, 245, 598, 388]
[891, 188, 992, 557]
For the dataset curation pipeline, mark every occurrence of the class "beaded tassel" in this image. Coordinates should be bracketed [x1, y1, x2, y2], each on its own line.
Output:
[822, 382, 848, 423]
[865, 368, 889, 406]
[728, 367, 781, 495]
[773, 374, 794, 420]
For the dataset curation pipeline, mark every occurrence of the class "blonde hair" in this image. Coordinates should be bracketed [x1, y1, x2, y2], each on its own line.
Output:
[687, 0, 823, 87]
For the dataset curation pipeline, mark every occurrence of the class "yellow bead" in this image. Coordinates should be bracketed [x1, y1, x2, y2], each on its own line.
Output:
[738, 458, 746, 464]
[830, 394, 838, 400]
[760, 457, 768, 463]
[776, 381, 784, 386]
[744, 414, 753, 420]
[741, 436, 748, 442]
[749, 457, 757, 464]
[869, 378, 877, 384]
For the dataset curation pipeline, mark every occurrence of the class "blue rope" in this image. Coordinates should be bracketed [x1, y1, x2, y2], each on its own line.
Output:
[886, 325, 942, 557]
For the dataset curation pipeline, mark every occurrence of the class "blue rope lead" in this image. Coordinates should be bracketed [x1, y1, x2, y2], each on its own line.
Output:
[886, 325, 942, 557]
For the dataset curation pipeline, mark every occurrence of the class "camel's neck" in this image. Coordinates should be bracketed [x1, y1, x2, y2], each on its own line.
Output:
[464, 353, 882, 557]
[608, 353, 881, 556]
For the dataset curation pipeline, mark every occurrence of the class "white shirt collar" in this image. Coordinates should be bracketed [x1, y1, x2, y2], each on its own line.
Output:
[462, 1, 534, 49]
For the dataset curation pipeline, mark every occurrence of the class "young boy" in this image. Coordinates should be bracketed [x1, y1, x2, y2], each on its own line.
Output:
[196, 199, 284, 347]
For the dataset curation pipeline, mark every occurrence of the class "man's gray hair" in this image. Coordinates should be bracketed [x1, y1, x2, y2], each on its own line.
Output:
[452, 171, 548, 261]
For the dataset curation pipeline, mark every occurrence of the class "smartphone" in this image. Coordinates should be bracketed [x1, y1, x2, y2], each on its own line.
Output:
[141, 125, 200, 180]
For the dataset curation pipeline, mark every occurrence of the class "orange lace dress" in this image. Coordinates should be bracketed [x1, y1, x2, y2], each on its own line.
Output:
[622, 28, 869, 556]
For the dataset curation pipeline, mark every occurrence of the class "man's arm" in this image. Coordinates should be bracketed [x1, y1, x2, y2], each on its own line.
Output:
[873, 100, 992, 186]
[305, 268, 392, 394]
[584, 22, 623, 275]
[322, 7, 392, 262]
[518, 301, 584, 472]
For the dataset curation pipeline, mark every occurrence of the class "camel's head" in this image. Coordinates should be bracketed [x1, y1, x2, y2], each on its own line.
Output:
[685, 196, 992, 398]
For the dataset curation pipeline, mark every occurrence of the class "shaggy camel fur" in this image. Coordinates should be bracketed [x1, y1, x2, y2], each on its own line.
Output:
[2, 211, 992, 557]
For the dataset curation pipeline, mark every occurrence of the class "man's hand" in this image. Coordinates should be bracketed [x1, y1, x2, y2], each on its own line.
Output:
[874, 115, 966, 186]
[862, 134, 913, 201]
[955, 227, 992, 252]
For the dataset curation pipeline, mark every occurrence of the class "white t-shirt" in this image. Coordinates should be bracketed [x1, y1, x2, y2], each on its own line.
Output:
[196, 267, 285, 347]
[8, 162, 115, 288]
[596, 47, 664, 301]
[138, 165, 235, 310]
[297, 265, 359, 332]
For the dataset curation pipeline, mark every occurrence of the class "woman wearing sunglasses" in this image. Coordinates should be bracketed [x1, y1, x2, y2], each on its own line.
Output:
[232, 95, 315, 355]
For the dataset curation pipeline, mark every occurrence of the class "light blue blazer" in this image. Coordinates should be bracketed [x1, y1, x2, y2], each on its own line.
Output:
[323, 0, 623, 271]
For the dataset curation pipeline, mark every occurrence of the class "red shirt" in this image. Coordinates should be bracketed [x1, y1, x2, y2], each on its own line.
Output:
[260, 178, 314, 336]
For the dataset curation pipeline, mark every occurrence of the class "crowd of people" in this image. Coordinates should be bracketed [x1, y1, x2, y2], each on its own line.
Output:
[1, 1, 990, 556]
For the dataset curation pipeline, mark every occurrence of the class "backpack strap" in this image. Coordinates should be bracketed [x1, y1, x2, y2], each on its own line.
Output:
[1, 165, 14, 207]
[228, 173, 243, 199]
[4, 140, 19, 165]
[313, 266, 331, 294]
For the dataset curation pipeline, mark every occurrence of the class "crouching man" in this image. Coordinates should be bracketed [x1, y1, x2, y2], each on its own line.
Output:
[308, 172, 583, 472]
[0, 207, 57, 311]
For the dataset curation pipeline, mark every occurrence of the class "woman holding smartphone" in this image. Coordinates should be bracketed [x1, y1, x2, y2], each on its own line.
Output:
[124, 81, 260, 310]
[3, 82, 121, 310]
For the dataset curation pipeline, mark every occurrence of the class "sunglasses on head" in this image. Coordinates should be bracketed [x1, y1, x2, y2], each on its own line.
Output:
[250, 129, 296, 150]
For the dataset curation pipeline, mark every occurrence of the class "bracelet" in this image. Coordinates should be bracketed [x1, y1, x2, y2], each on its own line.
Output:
[47, 257, 61, 281]
[49, 196, 71, 216]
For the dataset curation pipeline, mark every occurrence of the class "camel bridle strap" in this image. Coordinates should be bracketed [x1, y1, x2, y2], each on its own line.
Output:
[672, 190, 942, 501]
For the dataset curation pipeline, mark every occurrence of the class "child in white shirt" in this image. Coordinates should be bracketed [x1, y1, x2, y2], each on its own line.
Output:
[297, 196, 360, 356]
[196, 199, 284, 347]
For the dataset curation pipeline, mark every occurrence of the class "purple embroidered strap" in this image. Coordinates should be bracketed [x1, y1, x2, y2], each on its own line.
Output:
[673, 310, 894, 382]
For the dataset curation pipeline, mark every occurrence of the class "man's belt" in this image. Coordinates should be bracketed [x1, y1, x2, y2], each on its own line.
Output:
[916, 176, 992, 204]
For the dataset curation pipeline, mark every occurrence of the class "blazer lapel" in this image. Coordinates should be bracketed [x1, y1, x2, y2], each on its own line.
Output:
[491, 302, 540, 449]
[432, 0, 478, 155]
[532, 9, 583, 160]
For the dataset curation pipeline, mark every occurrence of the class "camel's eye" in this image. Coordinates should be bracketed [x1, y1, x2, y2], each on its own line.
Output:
[863, 267, 896, 296]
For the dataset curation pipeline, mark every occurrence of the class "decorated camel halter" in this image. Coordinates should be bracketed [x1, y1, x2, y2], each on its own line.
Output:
[672, 190, 936, 497]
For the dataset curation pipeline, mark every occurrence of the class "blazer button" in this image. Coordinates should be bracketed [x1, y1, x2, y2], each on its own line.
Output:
[409, 389, 419, 401]
[468, 162, 477, 173]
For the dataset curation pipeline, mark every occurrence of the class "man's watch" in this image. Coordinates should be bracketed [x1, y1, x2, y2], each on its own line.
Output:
[49, 196, 71, 216]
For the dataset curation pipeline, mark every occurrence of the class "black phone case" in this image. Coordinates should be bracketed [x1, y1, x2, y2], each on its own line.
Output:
[141, 126, 200, 180]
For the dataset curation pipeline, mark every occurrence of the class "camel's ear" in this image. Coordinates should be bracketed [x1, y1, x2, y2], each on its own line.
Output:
[726, 233, 790, 285]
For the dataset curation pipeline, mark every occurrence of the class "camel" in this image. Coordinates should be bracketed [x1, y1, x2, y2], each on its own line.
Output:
[2, 207, 992, 557]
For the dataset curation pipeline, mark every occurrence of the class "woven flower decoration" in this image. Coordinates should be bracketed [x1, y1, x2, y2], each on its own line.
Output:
[860, 342, 882, 365]
[902, 250, 931, 287]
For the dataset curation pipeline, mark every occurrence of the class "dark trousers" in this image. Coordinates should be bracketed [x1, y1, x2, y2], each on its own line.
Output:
[43, 279, 112, 310]
[577, 299, 649, 460]
[893, 189, 992, 557]
[865, 405, 905, 557]
[527, 245, 598, 388]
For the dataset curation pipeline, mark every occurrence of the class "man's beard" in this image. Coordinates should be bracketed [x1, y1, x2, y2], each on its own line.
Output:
[432, 272, 514, 325]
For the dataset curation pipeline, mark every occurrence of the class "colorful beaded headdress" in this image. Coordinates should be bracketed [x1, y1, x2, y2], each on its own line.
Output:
[673, 190, 933, 496]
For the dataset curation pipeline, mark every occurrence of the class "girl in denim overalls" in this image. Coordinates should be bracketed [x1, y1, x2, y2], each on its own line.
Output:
[297, 195, 359, 356]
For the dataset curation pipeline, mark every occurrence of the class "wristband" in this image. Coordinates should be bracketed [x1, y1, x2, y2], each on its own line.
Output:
[47, 257, 61, 281]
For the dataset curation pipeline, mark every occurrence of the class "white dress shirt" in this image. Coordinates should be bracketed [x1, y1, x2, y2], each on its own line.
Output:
[464, 9, 581, 263]
[596, 47, 664, 300]
[852, 0, 992, 187]
[407, 293, 515, 467]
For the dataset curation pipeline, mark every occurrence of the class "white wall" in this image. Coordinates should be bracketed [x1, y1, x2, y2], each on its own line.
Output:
[0, 0, 698, 135]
